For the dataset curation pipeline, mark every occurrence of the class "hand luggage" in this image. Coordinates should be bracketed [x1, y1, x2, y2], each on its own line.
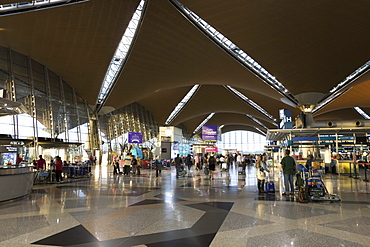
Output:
[221, 163, 227, 170]
[298, 186, 309, 203]
[238, 166, 244, 174]
[204, 166, 209, 175]
[265, 181, 275, 193]
[265, 168, 275, 193]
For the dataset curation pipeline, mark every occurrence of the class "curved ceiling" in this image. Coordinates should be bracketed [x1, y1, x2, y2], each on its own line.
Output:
[314, 78, 370, 117]
[1, 0, 370, 136]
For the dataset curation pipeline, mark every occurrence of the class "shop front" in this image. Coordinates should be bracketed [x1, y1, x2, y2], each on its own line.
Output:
[0, 137, 34, 202]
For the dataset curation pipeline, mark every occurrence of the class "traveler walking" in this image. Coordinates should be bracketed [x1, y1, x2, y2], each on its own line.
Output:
[281, 150, 296, 195]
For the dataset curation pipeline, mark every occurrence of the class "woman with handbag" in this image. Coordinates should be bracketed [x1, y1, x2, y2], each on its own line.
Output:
[255, 154, 269, 193]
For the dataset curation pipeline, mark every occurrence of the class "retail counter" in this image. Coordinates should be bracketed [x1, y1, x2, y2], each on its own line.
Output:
[336, 160, 353, 174]
[296, 160, 324, 169]
[0, 164, 34, 202]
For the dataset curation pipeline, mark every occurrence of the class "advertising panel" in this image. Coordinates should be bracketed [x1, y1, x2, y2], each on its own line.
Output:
[279, 109, 292, 129]
[202, 125, 218, 141]
[205, 147, 218, 152]
[128, 132, 143, 143]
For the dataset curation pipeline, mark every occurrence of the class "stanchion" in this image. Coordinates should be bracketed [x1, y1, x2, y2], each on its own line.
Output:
[349, 163, 353, 178]
[363, 164, 369, 182]
[353, 163, 359, 179]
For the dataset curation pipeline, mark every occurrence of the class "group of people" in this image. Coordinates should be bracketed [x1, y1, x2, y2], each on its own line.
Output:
[254, 150, 307, 195]
[34, 155, 94, 183]
[112, 154, 141, 176]
[33, 155, 64, 182]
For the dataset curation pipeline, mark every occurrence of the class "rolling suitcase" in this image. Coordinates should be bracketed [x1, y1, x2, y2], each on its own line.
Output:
[265, 181, 275, 193]
[204, 165, 209, 175]
[221, 163, 227, 171]
[265, 168, 275, 193]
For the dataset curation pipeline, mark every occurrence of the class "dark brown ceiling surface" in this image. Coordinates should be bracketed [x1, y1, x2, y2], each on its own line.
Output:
[137, 86, 193, 125]
[314, 78, 370, 117]
[314, 108, 363, 121]
[170, 85, 275, 131]
[1, 0, 369, 134]
[105, 0, 285, 110]
[180, 113, 264, 136]
[206, 112, 273, 130]
[0, 0, 140, 104]
[185, 113, 253, 135]
[235, 86, 300, 121]
[221, 125, 261, 135]
[181, 0, 370, 95]
[180, 114, 209, 135]
[0, 0, 18, 4]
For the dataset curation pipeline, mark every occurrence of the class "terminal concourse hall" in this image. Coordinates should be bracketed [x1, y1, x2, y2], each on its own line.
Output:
[0, 0, 370, 246]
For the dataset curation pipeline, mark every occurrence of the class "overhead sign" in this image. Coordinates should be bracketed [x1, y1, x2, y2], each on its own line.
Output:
[279, 109, 292, 129]
[202, 125, 218, 141]
[128, 132, 142, 143]
[292, 137, 318, 142]
[205, 147, 218, 152]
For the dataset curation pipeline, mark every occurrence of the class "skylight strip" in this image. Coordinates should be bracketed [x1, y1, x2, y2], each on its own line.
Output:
[170, 0, 299, 106]
[246, 114, 268, 129]
[193, 112, 215, 134]
[354, 107, 370, 120]
[329, 61, 370, 94]
[165, 84, 200, 126]
[0, 0, 88, 16]
[312, 88, 351, 114]
[253, 126, 266, 136]
[225, 85, 276, 122]
[95, 0, 147, 112]
[313, 60, 370, 112]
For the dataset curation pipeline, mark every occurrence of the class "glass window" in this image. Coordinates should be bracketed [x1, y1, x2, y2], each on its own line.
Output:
[220, 130, 266, 153]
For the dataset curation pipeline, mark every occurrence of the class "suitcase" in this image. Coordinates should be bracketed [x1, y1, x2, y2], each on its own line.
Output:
[238, 166, 245, 175]
[221, 163, 227, 170]
[204, 166, 209, 175]
[298, 186, 310, 203]
[265, 181, 275, 193]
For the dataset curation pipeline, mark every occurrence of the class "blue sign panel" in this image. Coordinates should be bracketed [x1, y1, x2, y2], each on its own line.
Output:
[319, 136, 336, 141]
[202, 125, 218, 141]
[128, 132, 143, 143]
[292, 137, 318, 142]
[279, 109, 292, 129]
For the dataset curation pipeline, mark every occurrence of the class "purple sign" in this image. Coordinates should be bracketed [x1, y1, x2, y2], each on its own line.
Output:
[202, 125, 218, 141]
[128, 132, 142, 143]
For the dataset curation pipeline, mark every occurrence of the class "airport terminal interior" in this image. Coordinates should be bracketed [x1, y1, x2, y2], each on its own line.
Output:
[0, 164, 370, 247]
[0, 0, 370, 246]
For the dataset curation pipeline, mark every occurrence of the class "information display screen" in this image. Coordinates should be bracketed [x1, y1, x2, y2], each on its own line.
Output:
[0, 152, 17, 165]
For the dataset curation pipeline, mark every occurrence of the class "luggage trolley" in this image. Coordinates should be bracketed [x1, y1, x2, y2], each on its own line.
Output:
[307, 168, 341, 202]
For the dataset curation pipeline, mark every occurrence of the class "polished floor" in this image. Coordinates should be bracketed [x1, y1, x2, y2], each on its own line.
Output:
[1, 163, 370, 247]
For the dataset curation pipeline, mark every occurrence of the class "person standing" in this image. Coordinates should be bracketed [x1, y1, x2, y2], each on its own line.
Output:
[195, 154, 201, 170]
[123, 153, 132, 175]
[154, 156, 162, 177]
[174, 154, 182, 178]
[55, 156, 63, 183]
[131, 155, 138, 175]
[37, 155, 46, 170]
[32, 159, 37, 170]
[208, 155, 216, 179]
[281, 150, 296, 195]
[113, 155, 120, 174]
[305, 154, 314, 170]
[255, 154, 269, 193]
[136, 157, 141, 175]
[185, 154, 193, 172]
